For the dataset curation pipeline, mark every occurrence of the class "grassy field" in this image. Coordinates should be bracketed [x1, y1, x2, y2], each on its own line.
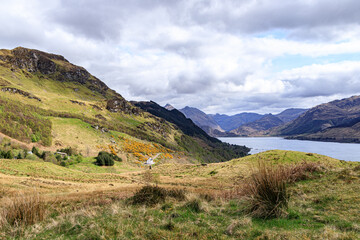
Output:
[0, 150, 359, 239]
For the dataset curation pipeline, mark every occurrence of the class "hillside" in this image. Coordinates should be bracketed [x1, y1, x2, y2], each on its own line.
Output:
[179, 106, 223, 136]
[132, 101, 249, 162]
[275, 108, 307, 123]
[276, 95, 360, 142]
[1, 150, 359, 239]
[0, 47, 249, 163]
[230, 114, 284, 136]
[211, 113, 263, 131]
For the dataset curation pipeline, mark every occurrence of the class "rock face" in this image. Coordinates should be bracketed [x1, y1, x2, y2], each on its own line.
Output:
[0, 47, 110, 96]
[106, 98, 140, 115]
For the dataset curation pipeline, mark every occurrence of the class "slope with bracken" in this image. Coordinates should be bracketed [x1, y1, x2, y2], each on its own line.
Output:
[0, 47, 249, 163]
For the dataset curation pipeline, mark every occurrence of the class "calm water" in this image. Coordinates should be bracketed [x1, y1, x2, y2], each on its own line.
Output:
[219, 137, 360, 162]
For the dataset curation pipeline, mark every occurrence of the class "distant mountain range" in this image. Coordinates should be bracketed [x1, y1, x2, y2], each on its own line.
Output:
[275, 96, 360, 143]
[175, 105, 306, 137]
[166, 95, 360, 143]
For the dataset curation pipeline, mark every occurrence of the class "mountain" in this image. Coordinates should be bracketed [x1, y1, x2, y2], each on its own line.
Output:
[164, 103, 175, 111]
[276, 95, 360, 142]
[179, 106, 223, 136]
[0, 47, 249, 163]
[275, 108, 308, 123]
[230, 114, 284, 136]
[133, 101, 249, 162]
[211, 113, 263, 131]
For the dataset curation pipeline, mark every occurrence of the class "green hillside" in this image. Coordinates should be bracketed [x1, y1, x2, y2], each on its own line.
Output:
[0, 47, 249, 163]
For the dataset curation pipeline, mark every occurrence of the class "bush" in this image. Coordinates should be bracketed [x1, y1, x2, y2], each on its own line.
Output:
[2, 192, 45, 226]
[4, 150, 13, 159]
[244, 161, 289, 219]
[57, 147, 78, 156]
[129, 185, 167, 206]
[95, 151, 118, 166]
[31, 146, 40, 157]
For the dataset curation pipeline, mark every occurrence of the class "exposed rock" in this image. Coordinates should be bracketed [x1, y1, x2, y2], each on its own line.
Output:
[95, 114, 106, 121]
[1, 87, 41, 101]
[69, 100, 86, 106]
[107, 98, 140, 115]
[91, 104, 102, 110]
[0, 47, 111, 97]
[0, 77, 11, 86]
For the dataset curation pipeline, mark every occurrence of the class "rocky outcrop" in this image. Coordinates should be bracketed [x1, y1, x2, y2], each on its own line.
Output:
[0, 47, 111, 97]
[1, 87, 41, 101]
[106, 98, 140, 115]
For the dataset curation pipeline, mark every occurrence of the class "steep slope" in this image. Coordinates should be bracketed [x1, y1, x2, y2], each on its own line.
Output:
[132, 101, 250, 162]
[179, 106, 223, 136]
[275, 108, 308, 123]
[278, 96, 360, 135]
[231, 114, 284, 136]
[0, 47, 249, 162]
[211, 112, 263, 131]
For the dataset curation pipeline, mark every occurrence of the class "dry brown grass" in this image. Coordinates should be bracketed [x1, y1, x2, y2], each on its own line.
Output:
[244, 161, 289, 219]
[242, 160, 324, 219]
[1, 191, 46, 226]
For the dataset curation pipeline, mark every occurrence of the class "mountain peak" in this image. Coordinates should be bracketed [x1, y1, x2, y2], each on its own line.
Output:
[164, 103, 175, 111]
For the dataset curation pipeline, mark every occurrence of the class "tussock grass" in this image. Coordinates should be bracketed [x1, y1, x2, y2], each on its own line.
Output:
[243, 160, 324, 219]
[1, 191, 46, 226]
[128, 185, 187, 206]
[244, 161, 289, 219]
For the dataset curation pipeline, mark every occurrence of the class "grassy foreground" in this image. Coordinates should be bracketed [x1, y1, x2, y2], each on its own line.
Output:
[0, 150, 359, 239]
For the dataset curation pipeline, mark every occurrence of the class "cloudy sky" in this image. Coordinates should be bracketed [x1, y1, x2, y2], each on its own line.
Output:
[1, 0, 360, 114]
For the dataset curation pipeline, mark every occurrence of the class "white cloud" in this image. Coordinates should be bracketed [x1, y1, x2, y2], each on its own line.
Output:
[1, 0, 360, 114]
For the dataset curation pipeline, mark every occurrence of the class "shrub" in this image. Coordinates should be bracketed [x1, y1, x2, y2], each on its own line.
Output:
[57, 147, 78, 156]
[95, 151, 116, 166]
[244, 161, 289, 219]
[2, 192, 45, 226]
[129, 185, 167, 206]
[4, 150, 13, 159]
[31, 146, 40, 157]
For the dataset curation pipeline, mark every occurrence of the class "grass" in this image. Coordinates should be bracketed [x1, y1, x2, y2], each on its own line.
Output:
[0, 151, 358, 239]
[244, 161, 289, 219]
[1, 192, 45, 226]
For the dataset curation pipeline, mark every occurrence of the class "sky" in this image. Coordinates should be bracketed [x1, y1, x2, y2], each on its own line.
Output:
[1, 0, 360, 115]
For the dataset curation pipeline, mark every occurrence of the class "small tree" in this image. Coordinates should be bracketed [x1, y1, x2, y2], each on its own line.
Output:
[5, 150, 13, 159]
[95, 151, 114, 166]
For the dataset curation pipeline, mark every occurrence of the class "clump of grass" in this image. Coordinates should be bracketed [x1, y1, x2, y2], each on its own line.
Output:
[287, 161, 323, 182]
[128, 185, 187, 206]
[129, 185, 167, 206]
[244, 161, 289, 219]
[184, 199, 202, 213]
[1, 192, 46, 226]
[167, 189, 186, 201]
